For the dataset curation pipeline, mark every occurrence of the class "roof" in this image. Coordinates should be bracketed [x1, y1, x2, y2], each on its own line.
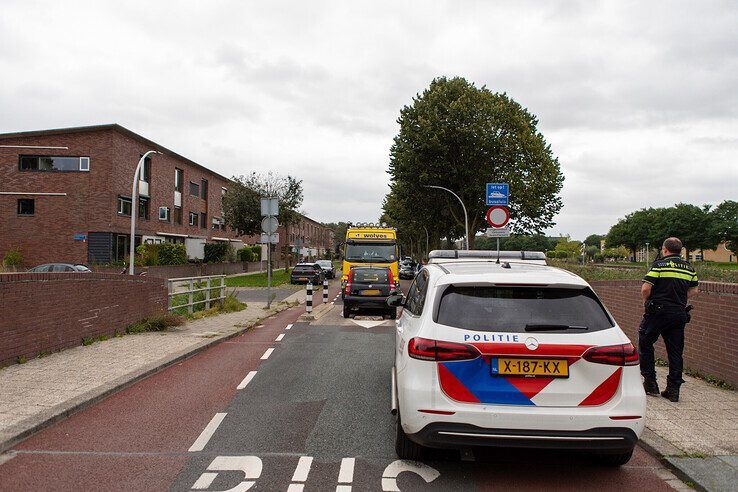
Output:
[429, 261, 589, 288]
[0, 123, 231, 182]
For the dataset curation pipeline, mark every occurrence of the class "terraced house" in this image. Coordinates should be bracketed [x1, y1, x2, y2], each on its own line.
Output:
[0, 124, 244, 267]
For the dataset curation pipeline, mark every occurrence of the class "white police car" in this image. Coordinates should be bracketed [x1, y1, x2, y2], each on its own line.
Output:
[388, 251, 646, 466]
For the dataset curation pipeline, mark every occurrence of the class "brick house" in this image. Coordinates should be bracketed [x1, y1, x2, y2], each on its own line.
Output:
[242, 214, 335, 262]
[0, 124, 244, 267]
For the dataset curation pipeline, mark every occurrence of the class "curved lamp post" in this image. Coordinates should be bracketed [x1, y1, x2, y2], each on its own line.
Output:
[128, 150, 162, 274]
[423, 185, 469, 250]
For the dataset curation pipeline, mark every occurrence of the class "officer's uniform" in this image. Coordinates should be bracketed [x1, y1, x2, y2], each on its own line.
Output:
[639, 254, 698, 390]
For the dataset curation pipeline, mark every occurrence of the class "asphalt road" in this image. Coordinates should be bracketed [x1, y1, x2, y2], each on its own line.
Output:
[0, 288, 681, 491]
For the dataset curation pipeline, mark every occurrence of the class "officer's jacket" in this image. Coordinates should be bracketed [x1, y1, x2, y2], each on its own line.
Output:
[643, 255, 698, 310]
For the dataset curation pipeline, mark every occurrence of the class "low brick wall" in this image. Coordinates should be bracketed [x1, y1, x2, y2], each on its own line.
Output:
[92, 260, 285, 279]
[0, 273, 166, 366]
[591, 280, 738, 387]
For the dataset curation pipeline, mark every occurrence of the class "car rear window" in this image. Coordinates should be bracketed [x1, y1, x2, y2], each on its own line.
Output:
[293, 266, 315, 273]
[436, 286, 614, 333]
[353, 268, 388, 283]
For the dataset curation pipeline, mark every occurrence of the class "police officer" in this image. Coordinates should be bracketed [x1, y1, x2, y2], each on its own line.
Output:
[639, 237, 699, 402]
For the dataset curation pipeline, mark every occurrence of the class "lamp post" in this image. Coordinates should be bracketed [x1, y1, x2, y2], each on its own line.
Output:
[645, 242, 650, 267]
[128, 150, 162, 275]
[422, 225, 429, 257]
[423, 185, 469, 250]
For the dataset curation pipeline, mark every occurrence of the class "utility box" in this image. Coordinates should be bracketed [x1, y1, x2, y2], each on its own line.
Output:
[185, 237, 206, 260]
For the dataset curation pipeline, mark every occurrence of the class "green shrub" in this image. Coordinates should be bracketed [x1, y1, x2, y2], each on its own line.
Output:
[82, 337, 94, 346]
[3, 247, 23, 268]
[555, 251, 570, 259]
[204, 243, 231, 263]
[545, 251, 556, 259]
[237, 247, 254, 262]
[136, 243, 187, 266]
[126, 313, 185, 334]
[250, 245, 262, 261]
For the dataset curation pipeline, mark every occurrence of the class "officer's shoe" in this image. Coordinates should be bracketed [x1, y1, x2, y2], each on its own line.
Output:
[661, 386, 680, 402]
[643, 378, 660, 396]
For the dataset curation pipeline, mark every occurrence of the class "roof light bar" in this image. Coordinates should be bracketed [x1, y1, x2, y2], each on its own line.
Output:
[428, 250, 546, 260]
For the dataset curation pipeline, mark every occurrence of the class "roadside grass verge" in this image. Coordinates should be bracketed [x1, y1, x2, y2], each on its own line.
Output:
[224, 269, 291, 287]
[170, 286, 247, 319]
[548, 259, 738, 283]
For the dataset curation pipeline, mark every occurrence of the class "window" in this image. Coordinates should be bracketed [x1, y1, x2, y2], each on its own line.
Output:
[19, 155, 90, 172]
[118, 196, 132, 216]
[139, 198, 149, 220]
[117, 196, 148, 218]
[221, 187, 227, 195]
[175, 168, 183, 192]
[200, 212, 207, 229]
[17, 198, 34, 215]
[158, 207, 170, 222]
[201, 179, 208, 200]
[212, 217, 220, 230]
[404, 270, 428, 316]
[173, 206, 182, 225]
[435, 286, 614, 333]
[189, 181, 199, 196]
[189, 212, 198, 226]
[141, 156, 151, 183]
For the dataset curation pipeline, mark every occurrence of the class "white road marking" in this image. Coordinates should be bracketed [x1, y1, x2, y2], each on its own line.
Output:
[336, 486, 352, 492]
[260, 348, 274, 360]
[338, 457, 355, 483]
[287, 485, 304, 492]
[381, 460, 440, 491]
[331, 301, 335, 305]
[351, 319, 386, 329]
[291, 456, 313, 482]
[192, 472, 217, 489]
[237, 371, 257, 389]
[285, 323, 293, 330]
[196, 456, 262, 492]
[188, 413, 227, 452]
[275, 333, 285, 341]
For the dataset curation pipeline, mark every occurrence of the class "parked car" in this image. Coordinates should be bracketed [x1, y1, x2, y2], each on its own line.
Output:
[28, 263, 92, 273]
[399, 261, 417, 280]
[315, 260, 335, 279]
[389, 251, 645, 466]
[343, 266, 398, 319]
[290, 263, 325, 285]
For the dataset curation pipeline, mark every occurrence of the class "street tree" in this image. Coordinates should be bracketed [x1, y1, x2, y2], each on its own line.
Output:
[708, 200, 738, 256]
[584, 234, 605, 248]
[606, 208, 660, 258]
[385, 76, 564, 248]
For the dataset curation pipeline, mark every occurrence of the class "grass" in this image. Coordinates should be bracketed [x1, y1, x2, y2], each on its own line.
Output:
[548, 259, 738, 283]
[125, 313, 186, 333]
[224, 268, 291, 288]
[170, 286, 247, 319]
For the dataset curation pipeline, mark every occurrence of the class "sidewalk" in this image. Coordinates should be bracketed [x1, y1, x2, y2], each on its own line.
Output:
[642, 367, 737, 491]
[0, 289, 305, 453]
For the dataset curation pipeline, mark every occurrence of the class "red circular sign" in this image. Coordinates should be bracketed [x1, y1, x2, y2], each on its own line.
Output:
[485, 206, 510, 227]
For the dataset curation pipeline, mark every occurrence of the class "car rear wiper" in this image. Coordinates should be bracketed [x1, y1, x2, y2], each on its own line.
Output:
[524, 324, 589, 332]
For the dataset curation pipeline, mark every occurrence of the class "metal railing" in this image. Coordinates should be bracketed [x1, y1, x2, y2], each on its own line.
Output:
[167, 275, 226, 314]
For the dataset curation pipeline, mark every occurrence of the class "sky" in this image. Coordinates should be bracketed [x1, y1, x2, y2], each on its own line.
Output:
[1, 0, 736, 240]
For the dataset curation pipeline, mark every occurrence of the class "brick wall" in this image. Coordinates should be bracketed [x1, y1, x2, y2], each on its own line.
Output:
[0, 273, 166, 366]
[591, 280, 738, 387]
[92, 260, 284, 279]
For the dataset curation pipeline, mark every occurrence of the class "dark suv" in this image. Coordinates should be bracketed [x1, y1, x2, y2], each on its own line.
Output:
[290, 263, 325, 285]
[342, 266, 398, 319]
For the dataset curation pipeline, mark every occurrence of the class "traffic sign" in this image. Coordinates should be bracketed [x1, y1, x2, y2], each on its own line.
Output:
[485, 206, 510, 228]
[485, 227, 510, 238]
[261, 216, 279, 234]
[260, 198, 279, 216]
[486, 183, 509, 206]
[260, 233, 279, 244]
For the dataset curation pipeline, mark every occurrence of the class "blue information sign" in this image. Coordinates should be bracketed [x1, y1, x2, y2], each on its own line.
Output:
[486, 183, 509, 206]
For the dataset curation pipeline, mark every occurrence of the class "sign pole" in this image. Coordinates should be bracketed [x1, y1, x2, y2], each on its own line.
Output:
[496, 238, 501, 264]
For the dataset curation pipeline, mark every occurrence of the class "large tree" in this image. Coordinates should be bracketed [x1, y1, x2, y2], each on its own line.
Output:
[708, 200, 738, 256]
[384, 77, 564, 248]
[606, 208, 661, 258]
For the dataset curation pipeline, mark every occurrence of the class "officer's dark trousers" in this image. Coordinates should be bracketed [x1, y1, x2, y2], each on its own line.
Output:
[638, 312, 687, 387]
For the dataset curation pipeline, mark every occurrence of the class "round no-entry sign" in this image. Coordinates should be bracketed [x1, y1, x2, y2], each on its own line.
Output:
[485, 206, 510, 227]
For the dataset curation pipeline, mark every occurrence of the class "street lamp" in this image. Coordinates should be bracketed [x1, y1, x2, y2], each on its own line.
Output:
[128, 150, 162, 275]
[423, 185, 469, 250]
[422, 225, 429, 257]
[645, 242, 650, 266]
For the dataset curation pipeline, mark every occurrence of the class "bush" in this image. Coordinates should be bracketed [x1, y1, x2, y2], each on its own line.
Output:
[238, 247, 254, 262]
[545, 250, 556, 259]
[136, 243, 187, 266]
[555, 251, 570, 259]
[250, 245, 262, 261]
[3, 247, 23, 268]
[126, 313, 185, 334]
[204, 242, 230, 263]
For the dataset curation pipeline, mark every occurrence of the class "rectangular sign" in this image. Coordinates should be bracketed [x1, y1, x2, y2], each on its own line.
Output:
[260, 198, 279, 216]
[485, 227, 510, 238]
[486, 183, 509, 206]
[260, 233, 279, 244]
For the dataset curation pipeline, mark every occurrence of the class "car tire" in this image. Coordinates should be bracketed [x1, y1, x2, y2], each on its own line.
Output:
[594, 450, 633, 467]
[388, 308, 397, 320]
[395, 411, 424, 460]
[343, 304, 351, 318]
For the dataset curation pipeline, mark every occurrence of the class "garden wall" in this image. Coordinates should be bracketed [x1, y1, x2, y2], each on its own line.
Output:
[0, 273, 166, 366]
[591, 280, 738, 388]
[93, 260, 287, 279]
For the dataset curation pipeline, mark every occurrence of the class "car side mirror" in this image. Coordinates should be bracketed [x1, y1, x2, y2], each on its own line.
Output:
[386, 295, 405, 307]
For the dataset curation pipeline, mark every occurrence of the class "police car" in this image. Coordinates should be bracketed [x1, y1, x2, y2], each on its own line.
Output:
[388, 250, 646, 466]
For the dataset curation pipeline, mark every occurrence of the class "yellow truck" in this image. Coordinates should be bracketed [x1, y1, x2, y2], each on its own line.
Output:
[342, 224, 400, 291]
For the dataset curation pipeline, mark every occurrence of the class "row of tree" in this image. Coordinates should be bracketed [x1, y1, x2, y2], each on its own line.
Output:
[605, 201, 738, 258]
[380, 76, 565, 259]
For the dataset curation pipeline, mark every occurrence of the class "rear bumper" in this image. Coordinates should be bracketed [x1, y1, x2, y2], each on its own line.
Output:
[290, 277, 322, 284]
[409, 422, 637, 453]
[344, 294, 390, 308]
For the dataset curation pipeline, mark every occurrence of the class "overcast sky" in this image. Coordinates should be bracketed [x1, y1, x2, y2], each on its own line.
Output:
[1, 0, 736, 239]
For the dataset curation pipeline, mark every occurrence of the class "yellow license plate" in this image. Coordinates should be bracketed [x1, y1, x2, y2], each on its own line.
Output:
[299, 277, 308, 281]
[495, 358, 568, 378]
[361, 289, 381, 295]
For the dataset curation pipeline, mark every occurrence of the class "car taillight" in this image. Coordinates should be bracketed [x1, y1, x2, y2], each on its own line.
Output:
[408, 337, 480, 362]
[387, 268, 396, 290]
[344, 269, 353, 295]
[582, 343, 639, 366]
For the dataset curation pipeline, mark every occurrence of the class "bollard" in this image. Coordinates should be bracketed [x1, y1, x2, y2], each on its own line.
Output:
[306, 282, 313, 313]
[323, 278, 328, 303]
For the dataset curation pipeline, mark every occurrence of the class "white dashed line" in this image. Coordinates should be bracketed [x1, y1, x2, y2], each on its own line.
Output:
[261, 348, 274, 360]
[291, 456, 313, 482]
[338, 457, 355, 484]
[188, 413, 227, 452]
[285, 323, 293, 330]
[336, 486, 352, 492]
[287, 485, 304, 492]
[275, 333, 285, 341]
[192, 472, 217, 489]
[237, 371, 257, 389]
